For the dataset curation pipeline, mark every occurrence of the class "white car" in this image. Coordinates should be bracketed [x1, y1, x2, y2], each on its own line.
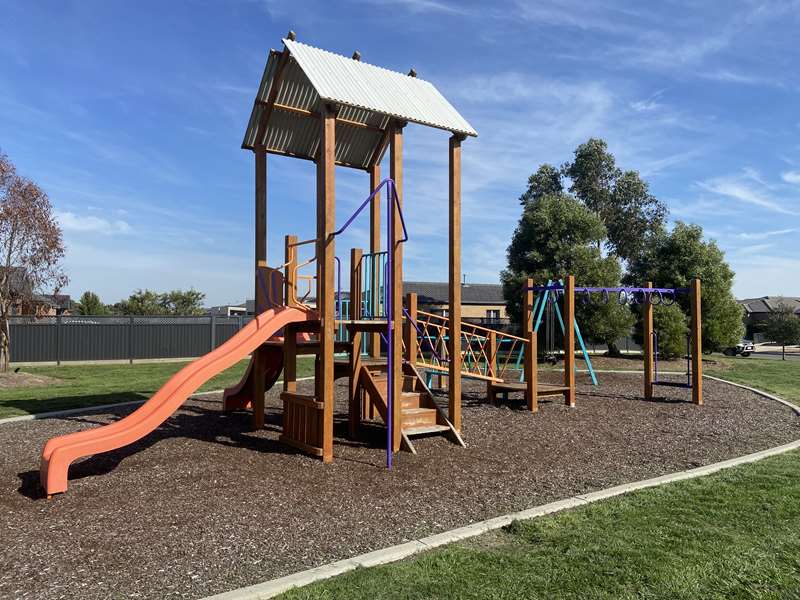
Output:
[723, 340, 754, 357]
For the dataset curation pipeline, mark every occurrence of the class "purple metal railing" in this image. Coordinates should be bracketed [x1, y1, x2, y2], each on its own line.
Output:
[332, 178, 407, 469]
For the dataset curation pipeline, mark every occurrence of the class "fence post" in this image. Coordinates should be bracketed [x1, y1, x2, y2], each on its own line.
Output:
[238, 315, 243, 332]
[56, 315, 61, 366]
[210, 315, 217, 351]
[129, 316, 134, 364]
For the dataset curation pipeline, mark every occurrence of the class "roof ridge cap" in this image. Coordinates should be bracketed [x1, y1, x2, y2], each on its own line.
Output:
[283, 38, 433, 85]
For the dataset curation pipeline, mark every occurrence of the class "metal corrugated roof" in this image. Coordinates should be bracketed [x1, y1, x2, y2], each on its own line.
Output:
[284, 39, 476, 137]
[243, 38, 476, 169]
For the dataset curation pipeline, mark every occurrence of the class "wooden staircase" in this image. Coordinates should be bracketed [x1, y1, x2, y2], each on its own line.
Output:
[355, 361, 464, 453]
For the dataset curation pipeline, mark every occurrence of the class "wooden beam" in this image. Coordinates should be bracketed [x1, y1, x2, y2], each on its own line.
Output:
[405, 292, 418, 365]
[690, 278, 703, 405]
[370, 127, 391, 169]
[523, 277, 534, 335]
[283, 324, 297, 394]
[526, 331, 538, 412]
[255, 150, 267, 313]
[369, 164, 381, 358]
[283, 234, 298, 395]
[268, 102, 385, 134]
[253, 48, 291, 150]
[261, 146, 366, 171]
[643, 281, 654, 401]
[563, 274, 576, 407]
[390, 122, 404, 453]
[448, 134, 463, 431]
[349, 247, 363, 438]
[523, 277, 537, 412]
[486, 329, 497, 400]
[252, 148, 268, 430]
[316, 104, 337, 462]
[284, 234, 297, 307]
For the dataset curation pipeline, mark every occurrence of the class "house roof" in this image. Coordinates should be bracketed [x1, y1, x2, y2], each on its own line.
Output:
[0, 266, 31, 297]
[34, 294, 72, 310]
[739, 296, 800, 315]
[242, 37, 476, 170]
[403, 282, 504, 306]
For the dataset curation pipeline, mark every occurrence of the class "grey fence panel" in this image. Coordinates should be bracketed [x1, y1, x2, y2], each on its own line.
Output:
[132, 317, 211, 360]
[9, 315, 643, 364]
[60, 317, 131, 361]
[8, 317, 58, 362]
[213, 317, 246, 348]
[8, 315, 255, 363]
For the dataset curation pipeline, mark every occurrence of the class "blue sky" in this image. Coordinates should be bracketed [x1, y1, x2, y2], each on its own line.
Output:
[2, 0, 800, 306]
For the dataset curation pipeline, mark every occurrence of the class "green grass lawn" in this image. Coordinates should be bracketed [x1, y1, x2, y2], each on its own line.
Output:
[0, 356, 315, 419]
[706, 356, 800, 404]
[279, 450, 800, 599]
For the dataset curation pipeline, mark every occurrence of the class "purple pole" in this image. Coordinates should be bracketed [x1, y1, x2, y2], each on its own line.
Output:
[386, 180, 394, 469]
[653, 331, 659, 383]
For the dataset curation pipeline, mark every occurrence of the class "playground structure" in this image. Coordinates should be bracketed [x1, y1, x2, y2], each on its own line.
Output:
[39, 32, 484, 494]
[37, 33, 704, 496]
[523, 278, 704, 406]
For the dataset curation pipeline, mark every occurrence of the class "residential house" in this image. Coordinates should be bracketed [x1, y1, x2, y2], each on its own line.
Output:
[739, 296, 800, 341]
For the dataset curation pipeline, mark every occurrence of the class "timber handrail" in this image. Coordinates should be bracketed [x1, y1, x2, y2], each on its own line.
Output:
[410, 309, 526, 381]
[416, 309, 527, 342]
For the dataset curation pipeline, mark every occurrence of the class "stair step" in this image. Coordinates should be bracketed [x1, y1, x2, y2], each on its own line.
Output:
[403, 424, 450, 436]
[400, 392, 422, 409]
[401, 407, 437, 427]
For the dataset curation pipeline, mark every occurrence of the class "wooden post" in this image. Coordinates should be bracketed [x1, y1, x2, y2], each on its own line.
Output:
[284, 234, 297, 307]
[349, 248, 363, 437]
[690, 278, 703, 406]
[252, 147, 267, 429]
[643, 281, 654, 400]
[563, 275, 576, 407]
[283, 323, 297, 393]
[390, 123, 404, 452]
[523, 278, 536, 411]
[523, 278, 534, 335]
[405, 292, 418, 365]
[369, 164, 381, 358]
[486, 329, 497, 399]
[255, 149, 267, 312]
[316, 104, 336, 462]
[283, 236, 298, 394]
[448, 134, 463, 431]
[526, 331, 538, 412]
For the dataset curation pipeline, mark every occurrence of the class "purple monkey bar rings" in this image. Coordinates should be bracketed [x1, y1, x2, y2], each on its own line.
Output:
[525, 284, 688, 306]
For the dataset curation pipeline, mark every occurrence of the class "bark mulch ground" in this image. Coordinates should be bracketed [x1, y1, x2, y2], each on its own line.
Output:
[0, 373, 797, 599]
[0, 371, 63, 390]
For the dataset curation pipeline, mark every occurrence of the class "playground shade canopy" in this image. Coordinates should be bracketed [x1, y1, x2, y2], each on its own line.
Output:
[243, 38, 477, 169]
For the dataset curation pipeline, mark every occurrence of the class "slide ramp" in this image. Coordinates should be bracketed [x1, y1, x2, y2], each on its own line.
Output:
[40, 306, 314, 496]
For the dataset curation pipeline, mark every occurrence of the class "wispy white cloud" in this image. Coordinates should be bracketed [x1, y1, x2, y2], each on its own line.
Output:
[57, 211, 132, 235]
[697, 173, 799, 215]
[735, 228, 798, 241]
[350, 0, 466, 14]
[782, 170, 800, 185]
[699, 69, 784, 87]
[509, 0, 644, 34]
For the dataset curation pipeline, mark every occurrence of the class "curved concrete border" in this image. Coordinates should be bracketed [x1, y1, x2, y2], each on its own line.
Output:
[202, 375, 800, 600]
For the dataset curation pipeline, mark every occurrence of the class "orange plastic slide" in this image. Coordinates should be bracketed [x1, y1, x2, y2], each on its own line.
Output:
[40, 306, 315, 496]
